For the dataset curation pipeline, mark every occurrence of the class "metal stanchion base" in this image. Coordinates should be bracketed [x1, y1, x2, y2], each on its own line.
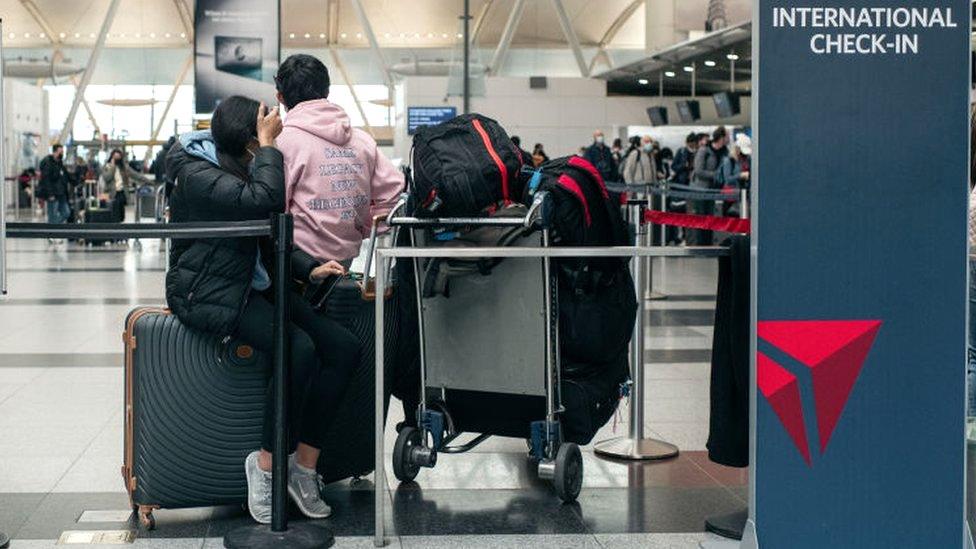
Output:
[223, 523, 334, 549]
[705, 507, 747, 540]
[593, 436, 679, 461]
[0, 530, 9, 548]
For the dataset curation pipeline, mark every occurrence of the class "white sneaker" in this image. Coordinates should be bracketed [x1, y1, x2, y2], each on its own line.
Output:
[287, 455, 332, 519]
[244, 451, 272, 524]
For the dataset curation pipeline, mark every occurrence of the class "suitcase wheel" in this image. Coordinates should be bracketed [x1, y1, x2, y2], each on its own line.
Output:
[392, 427, 422, 482]
[553, 443, 583, 503]
[136, 506, 156, 530]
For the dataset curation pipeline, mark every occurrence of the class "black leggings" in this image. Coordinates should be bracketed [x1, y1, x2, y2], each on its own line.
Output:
[236, 291, 360, 452]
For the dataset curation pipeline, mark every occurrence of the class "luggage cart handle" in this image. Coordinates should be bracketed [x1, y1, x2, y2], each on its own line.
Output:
[387, 191, 553, 230]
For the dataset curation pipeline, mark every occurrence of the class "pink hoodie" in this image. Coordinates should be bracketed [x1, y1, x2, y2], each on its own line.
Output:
[276, 99, 404, 263]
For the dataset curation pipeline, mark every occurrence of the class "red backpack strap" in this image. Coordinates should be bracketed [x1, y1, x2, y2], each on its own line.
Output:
[567, 156, 609, 200]
[556, 174, 592, 226]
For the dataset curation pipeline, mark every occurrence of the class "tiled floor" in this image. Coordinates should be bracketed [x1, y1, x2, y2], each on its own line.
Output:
[0, 227, 745, 548]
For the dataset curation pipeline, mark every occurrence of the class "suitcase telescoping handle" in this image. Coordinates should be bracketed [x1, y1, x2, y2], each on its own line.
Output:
[359, 194, 409, 299]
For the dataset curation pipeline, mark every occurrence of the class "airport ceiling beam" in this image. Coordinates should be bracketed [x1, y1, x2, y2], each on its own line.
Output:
[349, 0, 395, 96]
[550, 0, 590, 77]
[172, 0, 194, 43]
[59, 0, 121, 145]
[469, 0, 495, 47]
[21, 1, 102, 134]
[588, 0, 644, 73]
[327, 0, 340, 45]
[143, 52, 193, 163]
[328, 47, 375, 138]
[488, 0, 526, 75]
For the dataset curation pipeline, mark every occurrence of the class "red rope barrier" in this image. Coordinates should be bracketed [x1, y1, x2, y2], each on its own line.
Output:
[644, 210, 751, 234]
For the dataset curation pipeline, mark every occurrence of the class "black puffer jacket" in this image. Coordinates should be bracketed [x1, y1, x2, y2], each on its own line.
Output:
[165, 140, 306, 336]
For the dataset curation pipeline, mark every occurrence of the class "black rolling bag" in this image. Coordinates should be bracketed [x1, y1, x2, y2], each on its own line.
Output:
[122, 279, 404, 529]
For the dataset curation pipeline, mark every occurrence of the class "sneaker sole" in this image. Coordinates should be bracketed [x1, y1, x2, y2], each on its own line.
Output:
[287, 484, 332, 519]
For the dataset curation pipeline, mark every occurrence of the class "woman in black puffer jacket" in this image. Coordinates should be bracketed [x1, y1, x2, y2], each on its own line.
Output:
[165, 96, 358, 525]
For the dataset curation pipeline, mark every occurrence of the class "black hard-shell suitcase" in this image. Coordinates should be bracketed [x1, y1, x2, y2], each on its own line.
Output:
[123, 279, 404, 529]
[83, 208, 116, 245]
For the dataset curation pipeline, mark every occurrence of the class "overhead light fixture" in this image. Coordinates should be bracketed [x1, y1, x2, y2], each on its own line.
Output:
[399, 32, 406, 38]
[23, 32, 30, 38]
[356, 32, 363, 39]
[74, 32, 80, 38]
[7, 32, 14, 39]
[727, 53, 740, 60]
[664, 71, 676, 78]
[442, 33, 448, 38]
[427, 32, 434, 38]
[638, 78, 649, 85]
[683, 65, 694, 72]
[135, 32, 141, 38]
[304, 33, 311, 39]
[320, 33, 326, 39]
[120, 32, 126, 38]
[149, 32, 156, 38]
[340, 32, 347, 38]
[180, 32, 186, 38]
[38, 32, 46, 38]
[384, 32, 391, 38]
[456, 32, 463, 38]
[88, 33, 95, 38]
[414, 32, 420, 38]
[164, 32, 171, 38]
[704, 60, 716, 67]
[288, 32, 296, 39]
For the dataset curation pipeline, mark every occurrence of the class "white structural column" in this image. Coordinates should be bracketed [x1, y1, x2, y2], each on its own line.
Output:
[550, 0, 589, 78]
[488, 0, 526, 75]
[469, 0, 495, 48]
[172, 0, 194, 42]
[328, 47, 375, 138]
[59, 0, 121, 144]
[645, 0, 678, 53]
[349, 0, 394, 97]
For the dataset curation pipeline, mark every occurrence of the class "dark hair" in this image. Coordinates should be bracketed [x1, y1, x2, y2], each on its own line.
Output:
[612, 138, 623, 148]
[211, 95, 259, 156]
[511, 136, 521, 147]
[275, 54, 331, 110]
[685, 132, 698, 145]
[110, 148, 124, 164]
[712, 126, 728, 142]
[51, 143, 63, 153]
[660, 147, 673, 160]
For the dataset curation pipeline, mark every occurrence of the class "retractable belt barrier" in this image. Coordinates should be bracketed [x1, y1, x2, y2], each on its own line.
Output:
[644, 210, 752, 234]
[606, 181, 742, 202]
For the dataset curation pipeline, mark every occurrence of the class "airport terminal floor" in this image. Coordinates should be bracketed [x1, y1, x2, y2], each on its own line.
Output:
[0, 208, 741, 548]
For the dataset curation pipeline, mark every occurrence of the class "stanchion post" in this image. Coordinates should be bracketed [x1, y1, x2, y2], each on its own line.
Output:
[223, 214, 334, 549]
[0, 18, 7, 299]
[374, 249, 386, 548]
[593, 203, 679, 461]
[739, 187, 748, 219]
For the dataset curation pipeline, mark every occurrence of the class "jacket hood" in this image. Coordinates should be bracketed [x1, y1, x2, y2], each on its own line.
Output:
[179, 130, 219, 167]
[283, 99, 352, 145]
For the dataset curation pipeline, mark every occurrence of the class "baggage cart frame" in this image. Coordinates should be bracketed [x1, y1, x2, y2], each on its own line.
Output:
[368, 192, 585, 502]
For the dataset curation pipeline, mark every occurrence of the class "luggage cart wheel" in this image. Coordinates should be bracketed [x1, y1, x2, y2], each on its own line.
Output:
[137, 506, 156, 530]
[553, 443, 583, 503]
[393, 426, 422, 481]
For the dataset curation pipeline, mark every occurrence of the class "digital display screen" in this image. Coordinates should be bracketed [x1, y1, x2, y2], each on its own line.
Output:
[408, 107, 458, 135]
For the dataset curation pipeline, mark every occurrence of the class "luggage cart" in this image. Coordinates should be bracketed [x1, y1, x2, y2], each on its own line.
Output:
[376, 191, 583, 503]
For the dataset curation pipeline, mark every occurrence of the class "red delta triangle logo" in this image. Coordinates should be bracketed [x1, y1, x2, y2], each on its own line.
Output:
[756, 320, 881, 466]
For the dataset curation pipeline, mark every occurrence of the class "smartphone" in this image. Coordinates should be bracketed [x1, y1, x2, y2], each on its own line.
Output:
[305, 274, 343, 311]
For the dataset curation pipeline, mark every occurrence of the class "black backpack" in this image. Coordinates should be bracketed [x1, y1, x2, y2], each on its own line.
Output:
[522, 156, 636, 371]
[522, 156, 629, 264]
[410, 113, 525, 217]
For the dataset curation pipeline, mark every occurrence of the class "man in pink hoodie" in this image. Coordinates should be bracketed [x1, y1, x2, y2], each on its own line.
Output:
[275, 54, 404, 266]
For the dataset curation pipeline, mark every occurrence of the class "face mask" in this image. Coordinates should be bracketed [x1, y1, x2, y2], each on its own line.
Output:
[595, 136, 605, 145]
[642, 144, 653, 153]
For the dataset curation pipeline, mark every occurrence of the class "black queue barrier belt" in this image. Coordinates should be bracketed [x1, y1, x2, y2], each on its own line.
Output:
[5, 220, 272, 240]
[606, 181, 742, 202]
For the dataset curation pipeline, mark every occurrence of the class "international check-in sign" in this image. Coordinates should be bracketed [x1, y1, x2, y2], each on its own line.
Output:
[753, 2, 970, 548]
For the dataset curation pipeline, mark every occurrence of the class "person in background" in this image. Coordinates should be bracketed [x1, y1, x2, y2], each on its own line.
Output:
[672, 132, 699, 186]
[510, 135, 533, 165]
[622, 135, 658, 185]
[584, 130, 617, 181]
[577, 146, 587, 158]
[38, 143, 71, 227]
[658, 147, 673, 181]
[152, 136, 177, 197]
[688, 126, 730, 245]
[532, 143, 549, 166]
[611, 137, 624, 170]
